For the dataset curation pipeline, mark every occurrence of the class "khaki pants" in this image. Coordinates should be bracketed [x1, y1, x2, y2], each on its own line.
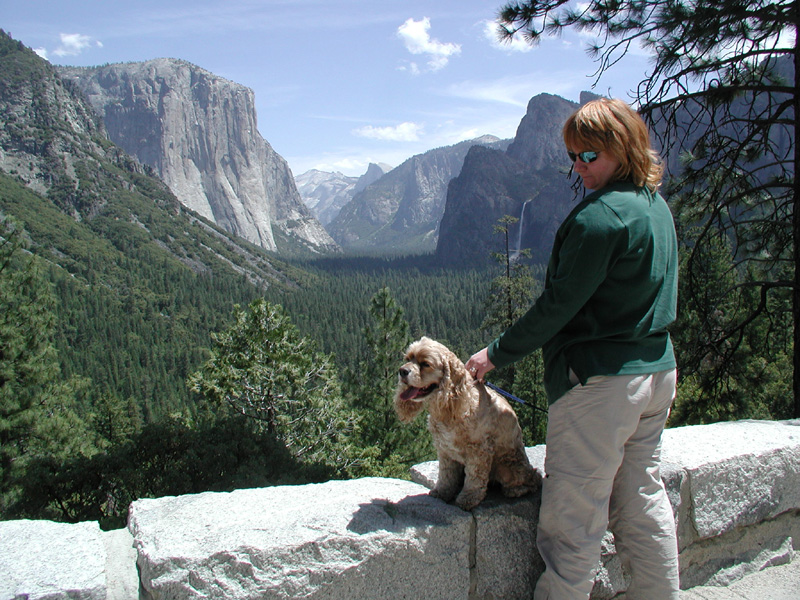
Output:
[534, 369, 680, 600]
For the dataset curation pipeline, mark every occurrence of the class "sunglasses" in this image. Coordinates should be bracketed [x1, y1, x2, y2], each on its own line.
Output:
[567, 150, 599, 164]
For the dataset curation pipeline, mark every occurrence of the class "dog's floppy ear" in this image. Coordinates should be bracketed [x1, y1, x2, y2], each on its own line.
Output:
[394, 394, 426, 423]
[440, 348, 471, 419]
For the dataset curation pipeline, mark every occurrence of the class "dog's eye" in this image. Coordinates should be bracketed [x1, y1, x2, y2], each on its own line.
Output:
[419, 361, 430, 369]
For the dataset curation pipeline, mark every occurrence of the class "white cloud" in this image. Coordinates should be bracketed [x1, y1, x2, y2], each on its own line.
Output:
[444, 75, 548, 108]
[482, 19, 533, 53]
[33, 47, 49, 61]
[53, 33, 101, 57]
[397, 17, 461, 72]
[397, 61, 422, 76]
[319, 157, 369, 175]
[352, 122, 424, 142]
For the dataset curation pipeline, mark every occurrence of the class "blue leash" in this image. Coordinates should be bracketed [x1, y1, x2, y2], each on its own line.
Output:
[484, 381, 548, 415]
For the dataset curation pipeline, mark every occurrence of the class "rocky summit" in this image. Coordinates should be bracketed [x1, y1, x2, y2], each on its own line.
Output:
[327, 136, 509, 254]
[58, 59, 338, 256]
[436, 93, 588, 267]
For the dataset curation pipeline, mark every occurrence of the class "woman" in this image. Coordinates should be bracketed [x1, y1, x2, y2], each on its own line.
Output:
[466, 98, 680, 600]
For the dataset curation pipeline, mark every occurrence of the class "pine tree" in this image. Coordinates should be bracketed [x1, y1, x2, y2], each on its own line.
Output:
[345, 286, 434, 477]
[671, 232, 791, 423]
[0, 218, 95, 517]
[481, 216, 547, 444]
[188, 298, 355, 471]
[497, 0, 799, 417]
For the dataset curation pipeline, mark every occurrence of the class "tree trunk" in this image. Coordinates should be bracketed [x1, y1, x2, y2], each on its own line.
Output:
[793, 17, 800, 419]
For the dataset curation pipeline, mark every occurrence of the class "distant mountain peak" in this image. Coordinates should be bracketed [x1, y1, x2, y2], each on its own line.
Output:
[326, 135, 511, 253]
[296, 162, 392, 227]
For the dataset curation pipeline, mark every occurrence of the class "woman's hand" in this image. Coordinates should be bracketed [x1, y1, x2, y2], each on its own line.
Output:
[465, 347, 495, 381]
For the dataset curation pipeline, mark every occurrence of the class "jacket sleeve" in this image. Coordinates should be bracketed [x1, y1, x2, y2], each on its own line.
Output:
[488, 202, 627, 368]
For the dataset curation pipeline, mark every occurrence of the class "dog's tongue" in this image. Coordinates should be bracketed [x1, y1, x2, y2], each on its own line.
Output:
[400, 387, 422, 401]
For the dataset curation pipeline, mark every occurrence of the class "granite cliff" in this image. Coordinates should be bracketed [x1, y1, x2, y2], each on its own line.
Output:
[296, 162, 391, 226]
[328, 135, 510, 253]
[436, 93, 594, 266]
[58, 58, 338, 256]
[0, 31, 291, 290]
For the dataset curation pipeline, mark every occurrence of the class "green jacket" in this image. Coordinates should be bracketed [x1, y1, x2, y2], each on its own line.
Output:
[488, 181, 678, 404]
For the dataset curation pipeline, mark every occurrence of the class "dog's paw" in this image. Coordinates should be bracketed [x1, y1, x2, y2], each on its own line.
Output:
[500, 466, 542, 498]
[455, 489, 485, 511]
[503, 483, 538, 498]
[429, 487, 457, 503]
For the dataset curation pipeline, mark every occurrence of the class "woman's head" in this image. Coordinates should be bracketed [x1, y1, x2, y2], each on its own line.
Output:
[563, 97, 663, 191]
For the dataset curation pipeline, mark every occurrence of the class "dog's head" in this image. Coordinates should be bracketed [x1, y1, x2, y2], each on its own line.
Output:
[394, 336, 471, 423]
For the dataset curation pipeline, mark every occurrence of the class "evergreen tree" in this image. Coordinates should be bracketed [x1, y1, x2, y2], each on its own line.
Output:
[92, 391, 143, 448]
[481, 216, 547, 444]
[362, 286, 412, 435]
[345, 286, 433, 477]
[0, 218, 95, 517]
[497, 0, 799, 417]
[671, 231, 791, 423]
[189, 298, 356, 472]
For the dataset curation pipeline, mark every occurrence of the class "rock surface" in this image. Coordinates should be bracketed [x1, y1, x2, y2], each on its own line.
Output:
[296, 163, 390, 226]
[129, 478, 473, 599]
[435, 94, 580, 266]
[328, 136, 508, 253]
[2, 420, 799, 600]
[411, 420, 800, 594]
[58, 59, 338, 256]
[0, 520, 106, 600]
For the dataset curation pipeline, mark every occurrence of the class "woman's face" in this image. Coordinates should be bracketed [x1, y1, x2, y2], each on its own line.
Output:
[569, 148, 621, 191]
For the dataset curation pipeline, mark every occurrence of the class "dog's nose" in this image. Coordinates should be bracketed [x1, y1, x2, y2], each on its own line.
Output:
[399, 367, 410, 378]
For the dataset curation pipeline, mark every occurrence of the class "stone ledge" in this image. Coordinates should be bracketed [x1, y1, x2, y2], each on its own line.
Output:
[130, 478, 473, 600]
[1, 419, 798, 600]
[0, 519, 106, 600]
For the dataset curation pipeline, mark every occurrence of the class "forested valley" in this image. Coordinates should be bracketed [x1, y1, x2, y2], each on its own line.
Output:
[1, 22, 796, 531]
[3, 170, 793, 529]
[0, 161, 522, 528]
[0, 170, 510, 528]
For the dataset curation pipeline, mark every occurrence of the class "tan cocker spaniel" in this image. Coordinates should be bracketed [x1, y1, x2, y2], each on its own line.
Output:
[395, 337, 541, 510]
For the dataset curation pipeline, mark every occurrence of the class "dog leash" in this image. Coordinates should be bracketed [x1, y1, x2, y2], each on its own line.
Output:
[483, 381, 549, 415]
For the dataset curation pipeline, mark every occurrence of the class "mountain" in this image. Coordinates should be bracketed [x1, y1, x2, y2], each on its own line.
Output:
[327, 136, 510, 254]
[56, 58, 338, 257]
[0, 31, 301, 414]
[436, 93, 591, 266]
[296, 163, 391, 226]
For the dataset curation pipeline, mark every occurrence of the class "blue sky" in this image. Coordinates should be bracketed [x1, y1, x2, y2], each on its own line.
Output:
[3, 0, 652, 177]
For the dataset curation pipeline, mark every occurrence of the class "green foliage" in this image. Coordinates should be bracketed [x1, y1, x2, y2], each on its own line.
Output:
[0, 30, 50, 90]
[265, 255, 492, 368]
[344, 287, 434, 478]
[670, 227, 792, 424]
[0, 218, 97, 515]
[0, 220, 58, 430]
[189, 299, 356, 472]
[0, 172, 279, 418]
[480, 215, 548, 444]
[12, 414, 328, 529]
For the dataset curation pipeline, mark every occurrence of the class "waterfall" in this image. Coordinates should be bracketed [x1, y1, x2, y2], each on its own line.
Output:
[511, 200, 531, 261]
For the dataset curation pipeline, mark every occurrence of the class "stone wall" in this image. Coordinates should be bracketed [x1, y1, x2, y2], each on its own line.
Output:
[1, 419, 799, 600]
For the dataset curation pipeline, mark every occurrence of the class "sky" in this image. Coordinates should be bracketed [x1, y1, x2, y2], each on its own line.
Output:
[3, 0, 654, 178]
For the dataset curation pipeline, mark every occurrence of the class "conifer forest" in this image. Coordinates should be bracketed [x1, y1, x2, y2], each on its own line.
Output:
[1, 0, 798, 530]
